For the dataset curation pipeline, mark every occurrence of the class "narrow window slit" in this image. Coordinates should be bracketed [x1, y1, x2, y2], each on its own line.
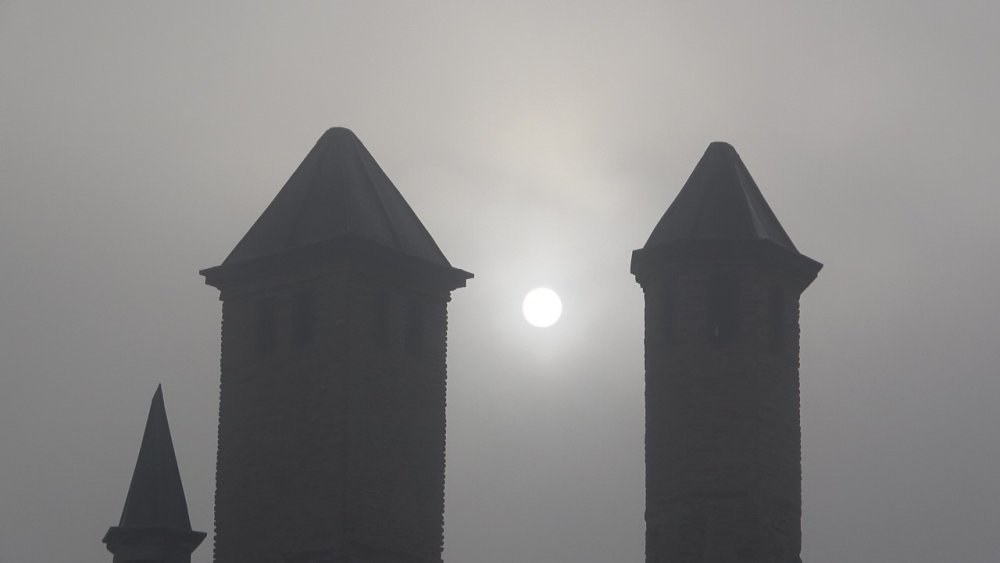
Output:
[709, 273, 739, 345]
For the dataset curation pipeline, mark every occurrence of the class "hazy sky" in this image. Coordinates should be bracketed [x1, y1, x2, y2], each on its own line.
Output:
[2, 2, 999, 562]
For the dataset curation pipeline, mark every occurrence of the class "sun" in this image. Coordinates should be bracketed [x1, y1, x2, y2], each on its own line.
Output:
[522, 288, 562, 328]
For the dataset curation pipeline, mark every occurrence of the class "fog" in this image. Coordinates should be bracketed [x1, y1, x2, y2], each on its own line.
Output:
[1, 2, 999, 562]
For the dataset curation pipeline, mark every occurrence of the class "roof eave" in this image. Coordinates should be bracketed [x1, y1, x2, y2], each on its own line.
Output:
[202, 235, 473, 296]
[631, 238, 822, 291]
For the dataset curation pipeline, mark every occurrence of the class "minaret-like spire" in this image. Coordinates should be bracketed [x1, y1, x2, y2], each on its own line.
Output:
[633, 143, 820, 563]
[202, 128, 469, 562]
[103, 385, 206, 563]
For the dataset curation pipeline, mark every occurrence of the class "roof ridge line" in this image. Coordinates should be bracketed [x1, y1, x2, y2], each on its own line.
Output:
[284, 138, 332, 252]
[734, 155, 797, 249]
[354, 139, 403, 249]
[686, 158, 713, 240]
[729, 152, 764, 239]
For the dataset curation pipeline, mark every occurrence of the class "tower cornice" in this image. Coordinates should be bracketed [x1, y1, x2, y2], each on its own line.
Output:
[201, 234, 472, 299]
[631, 238, 821, 291]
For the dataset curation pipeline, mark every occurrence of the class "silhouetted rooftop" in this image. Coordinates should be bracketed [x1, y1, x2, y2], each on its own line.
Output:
[116, 385, 194, 531]
[643, 142, 799, 252]
[223, 128, 452, 267]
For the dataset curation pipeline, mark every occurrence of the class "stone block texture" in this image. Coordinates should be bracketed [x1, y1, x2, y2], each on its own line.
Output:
[213, 266, 452, 563]
[640, 264, 805, 563]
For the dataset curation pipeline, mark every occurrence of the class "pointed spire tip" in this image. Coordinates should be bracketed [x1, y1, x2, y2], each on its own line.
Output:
[320, 127, 359, 142]
[116, 382, 193, 531]
[707, 141, 737, 152]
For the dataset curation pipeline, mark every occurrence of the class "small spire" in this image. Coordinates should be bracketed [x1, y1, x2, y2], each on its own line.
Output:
[103, 385, 205, 562]
[117, 384, 192, 529]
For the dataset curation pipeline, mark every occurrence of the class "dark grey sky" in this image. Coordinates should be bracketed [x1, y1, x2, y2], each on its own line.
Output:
[2, 2, 999, 562]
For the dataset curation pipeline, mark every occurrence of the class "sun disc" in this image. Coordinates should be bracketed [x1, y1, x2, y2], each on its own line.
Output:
[522, 288, 562, 328]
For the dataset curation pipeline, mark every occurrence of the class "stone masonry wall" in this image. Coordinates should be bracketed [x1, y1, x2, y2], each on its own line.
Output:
[642, 264, 803, 563]
[345, 274, 450, 563]
[213, 267, 451, 563]
[215, 273, 350, 563]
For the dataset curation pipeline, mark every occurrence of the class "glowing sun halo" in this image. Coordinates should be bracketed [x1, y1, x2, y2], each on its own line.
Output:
[522, 288, 562, 328]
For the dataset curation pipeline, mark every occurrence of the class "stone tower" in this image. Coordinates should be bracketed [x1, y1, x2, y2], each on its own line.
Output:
[201, 128, 471, 563]
[631, 143, 821, 563]
[103, 385, 207, 563]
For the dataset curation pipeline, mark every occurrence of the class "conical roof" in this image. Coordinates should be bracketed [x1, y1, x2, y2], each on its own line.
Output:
[117, 385, 193, 531]
[223, 128, 451, 267]
[643, 142, 798, 252]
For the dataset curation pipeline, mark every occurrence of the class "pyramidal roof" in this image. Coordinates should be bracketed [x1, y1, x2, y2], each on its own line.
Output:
[643, 142, 799, 252]
[223, 128, 451, 267]
[117, 385, 193, 531]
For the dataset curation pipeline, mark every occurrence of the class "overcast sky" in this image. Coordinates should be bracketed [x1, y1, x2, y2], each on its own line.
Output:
[2, 2, 999, 562]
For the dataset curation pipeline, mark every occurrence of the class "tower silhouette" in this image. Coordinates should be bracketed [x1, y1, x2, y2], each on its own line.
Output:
[103, 385, 206, 563]
[103, 133, 822, 563]
[631, 143, 821, 563]
[200, 128, 471, 562]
